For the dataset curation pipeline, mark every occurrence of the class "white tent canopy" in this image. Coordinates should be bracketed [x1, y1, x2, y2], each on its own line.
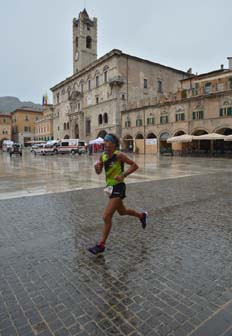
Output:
[89, 137, 104, 145]
[224, 134, 232, 141]
[167, 134, 194, 143]
[167, 133, 228, 143]
[195, 133, 225, 140]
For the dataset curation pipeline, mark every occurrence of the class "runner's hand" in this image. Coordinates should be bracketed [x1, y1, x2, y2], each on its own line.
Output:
[95, 161, 102, 174]
[115, 174, 124, 181]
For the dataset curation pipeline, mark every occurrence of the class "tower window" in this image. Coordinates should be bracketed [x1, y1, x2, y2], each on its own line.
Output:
[75, 37, 78, 48]
[88, 80, 91, 91]
[98, 114, 102, 124]
[144, 79, 148, 89]
[103, 113, 108, 124]
[86, 36, 92, 49]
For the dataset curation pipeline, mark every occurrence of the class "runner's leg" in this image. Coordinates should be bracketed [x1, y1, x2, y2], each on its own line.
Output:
[101, 197, 122, 244]
[117, 201, 141, 218]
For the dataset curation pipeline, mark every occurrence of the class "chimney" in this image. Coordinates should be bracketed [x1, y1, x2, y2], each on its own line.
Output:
[221, 64, 224, 70]
[227, 57, 232, 70]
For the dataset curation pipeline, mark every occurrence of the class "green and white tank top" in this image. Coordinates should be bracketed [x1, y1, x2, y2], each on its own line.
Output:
[102, 150, 124, 186]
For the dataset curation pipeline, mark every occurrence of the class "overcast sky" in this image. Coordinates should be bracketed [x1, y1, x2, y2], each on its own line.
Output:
[0, 0, 231, 104]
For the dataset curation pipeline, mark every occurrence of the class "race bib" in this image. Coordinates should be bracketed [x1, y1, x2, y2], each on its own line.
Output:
[104, 186, 113, 196]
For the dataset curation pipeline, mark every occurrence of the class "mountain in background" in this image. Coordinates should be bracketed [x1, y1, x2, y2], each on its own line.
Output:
[0, 96, 43, 114]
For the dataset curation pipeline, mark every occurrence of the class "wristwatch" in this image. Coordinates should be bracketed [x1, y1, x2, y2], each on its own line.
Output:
[123, 172, 127, 178]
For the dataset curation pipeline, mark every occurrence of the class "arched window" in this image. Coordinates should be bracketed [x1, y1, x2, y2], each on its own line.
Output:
[98, 114, 103, 125]
[103, 113, 108, 124]
[75, 37, 78, 48]
[80, 80, 84, 93]
[96, 75, 99, 87]
[86, 36, 92, 49]
[103, 65, 109, 83]
[64, 123, 66, 130]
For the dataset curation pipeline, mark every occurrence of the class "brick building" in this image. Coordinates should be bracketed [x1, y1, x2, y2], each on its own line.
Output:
[34, 104, 54, 141]
[11, 108, 43, 145]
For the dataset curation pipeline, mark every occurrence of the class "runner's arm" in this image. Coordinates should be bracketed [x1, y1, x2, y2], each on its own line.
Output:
[115, 153, 138, 180]
[94, 155, 103, 174]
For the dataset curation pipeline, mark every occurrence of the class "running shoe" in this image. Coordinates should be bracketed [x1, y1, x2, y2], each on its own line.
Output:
[88, 244, 105, 255]
[140, 212, 148, 229]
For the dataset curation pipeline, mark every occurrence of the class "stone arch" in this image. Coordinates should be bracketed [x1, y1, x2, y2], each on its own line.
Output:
[191, 129, 209, 152]
[146, 132, 156, 139]
[159, 131, 170, 140]
[135, 134, 144, 153]
[94, 70, 100, 77]
[123, 134, 133, 152]
[173, 130, 186, 136]
[103, 65, 109, 72]
[64, 134, 69, 139]
[213, 127, 232, 153]
[191, 128, 208, 136]
[159, 131, 172, 154]
[97, 130, 107, 139]
[214, 126, 232, 135]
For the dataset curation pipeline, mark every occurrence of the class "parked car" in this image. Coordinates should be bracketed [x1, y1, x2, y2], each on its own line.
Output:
[32, 143, 57, 155]
[9, 143, 22, 156]
[31, 144, 44, 154]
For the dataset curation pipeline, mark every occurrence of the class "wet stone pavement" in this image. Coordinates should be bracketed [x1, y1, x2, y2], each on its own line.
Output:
[0, 170, 232, 335]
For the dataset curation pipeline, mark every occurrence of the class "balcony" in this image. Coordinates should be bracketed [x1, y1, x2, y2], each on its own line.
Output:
[109, 75, 124, 87]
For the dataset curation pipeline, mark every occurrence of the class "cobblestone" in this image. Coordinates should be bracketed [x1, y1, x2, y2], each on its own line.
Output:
[0, 170, 232, 335]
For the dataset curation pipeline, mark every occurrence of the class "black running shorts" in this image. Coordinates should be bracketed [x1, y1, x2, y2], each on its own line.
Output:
[110, 182, 126, 199]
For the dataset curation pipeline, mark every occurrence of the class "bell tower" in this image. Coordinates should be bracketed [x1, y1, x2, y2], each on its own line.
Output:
[73, 9, 97, 74]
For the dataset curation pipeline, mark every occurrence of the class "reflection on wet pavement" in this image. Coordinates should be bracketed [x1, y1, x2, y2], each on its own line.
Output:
[0, 151, 232, 335]
[0, 150, 231, 200]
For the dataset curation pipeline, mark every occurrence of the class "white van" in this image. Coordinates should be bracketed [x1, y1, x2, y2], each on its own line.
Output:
[2, 140, 14, 152]
[55, 139, 86, 155]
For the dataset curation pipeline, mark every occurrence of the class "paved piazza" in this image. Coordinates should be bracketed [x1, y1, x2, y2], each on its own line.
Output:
[0, 150, 232, 336]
